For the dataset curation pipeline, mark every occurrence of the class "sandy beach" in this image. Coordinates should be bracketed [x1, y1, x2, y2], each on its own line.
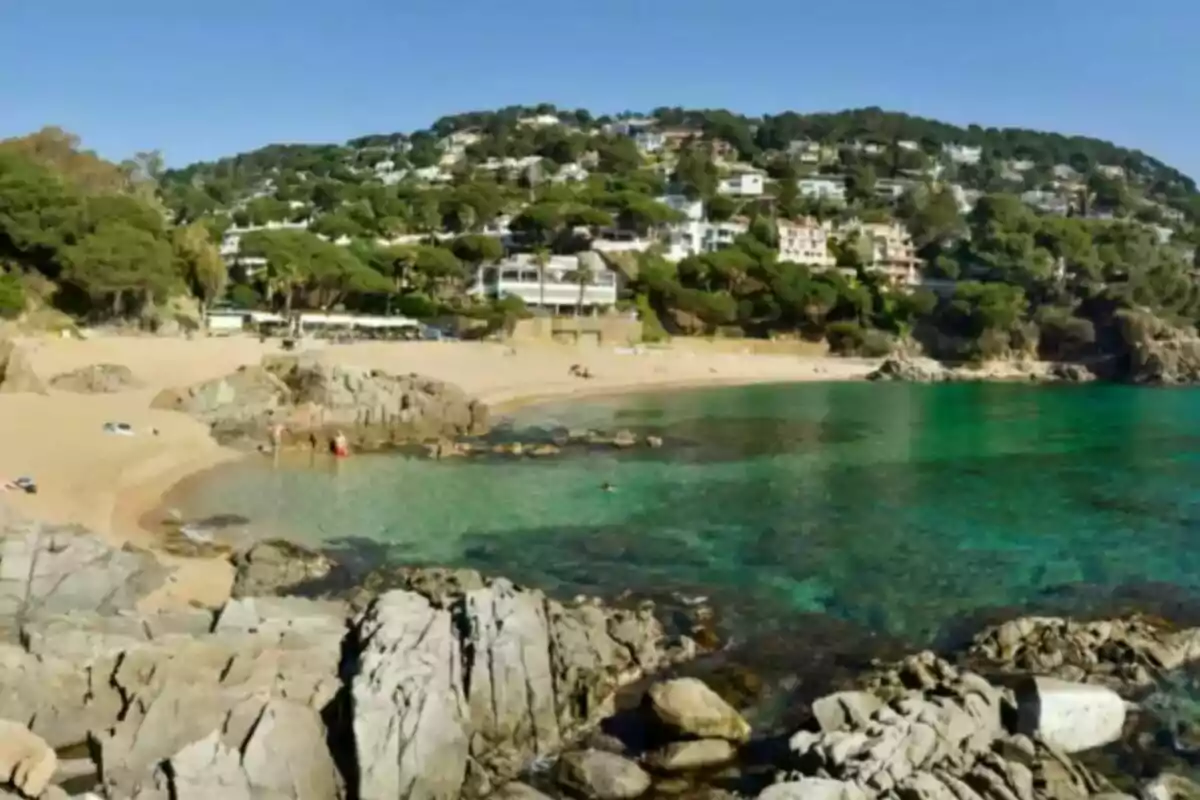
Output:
[0, 333, 875, 605]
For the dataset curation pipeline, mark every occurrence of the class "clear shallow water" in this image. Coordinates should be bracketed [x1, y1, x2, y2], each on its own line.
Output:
[175, 381, 1200, 645]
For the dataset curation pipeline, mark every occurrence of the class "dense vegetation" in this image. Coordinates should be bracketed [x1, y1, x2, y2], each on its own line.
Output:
[2, 105, 1199, 366]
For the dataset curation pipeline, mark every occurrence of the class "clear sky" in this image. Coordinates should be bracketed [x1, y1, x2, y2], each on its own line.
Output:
[2, 0, 1197, 176]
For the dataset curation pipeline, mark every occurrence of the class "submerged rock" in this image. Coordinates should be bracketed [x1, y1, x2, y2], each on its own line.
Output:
[555, 750, 650, 800]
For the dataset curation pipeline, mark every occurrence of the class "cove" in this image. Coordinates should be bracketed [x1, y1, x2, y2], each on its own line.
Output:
[172, 380, 1200, 646]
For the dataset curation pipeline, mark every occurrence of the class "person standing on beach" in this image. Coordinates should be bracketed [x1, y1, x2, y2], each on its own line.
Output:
[331, 430, 350, 458]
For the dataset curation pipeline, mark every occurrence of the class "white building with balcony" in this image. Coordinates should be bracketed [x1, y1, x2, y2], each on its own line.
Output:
[634, 131, 666, 153]
[777, 218, 834, 267]
[717, 172, 765, 197]
[470, 254, 618, 312]
[663, 219, 749, 261]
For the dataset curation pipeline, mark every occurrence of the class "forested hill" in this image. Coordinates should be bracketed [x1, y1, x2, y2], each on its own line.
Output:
[160, 105, 1197, 216]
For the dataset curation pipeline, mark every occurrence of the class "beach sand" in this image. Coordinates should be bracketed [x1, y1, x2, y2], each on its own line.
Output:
[0, 333, 875, 607]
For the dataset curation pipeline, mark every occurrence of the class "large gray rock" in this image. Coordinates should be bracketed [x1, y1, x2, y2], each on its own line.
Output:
[1014, 676, 1126, 753]
[867, 355, 947, 383]
[1117, 309, 1200, 385]
[810, 691, 883, 733]
[152, 356, 490, 448]
[644, 739, 736, 772]
[554, 750, 650, 800]
[229, 539, 335, 598]
[0, 517, 171, 628]
[350, 579, 683, 799]
[759, 779, 867, 800]
[647, 678, 750, 742]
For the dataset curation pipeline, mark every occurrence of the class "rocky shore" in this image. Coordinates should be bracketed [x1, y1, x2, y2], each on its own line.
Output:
[3, 502, 1200, 800]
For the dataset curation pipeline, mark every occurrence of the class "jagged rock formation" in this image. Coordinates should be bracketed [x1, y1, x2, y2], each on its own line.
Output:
[151, 353, 490, 448]
[867, 356, 949, 383]
[1117, 309, 1200, 385]
[962, 615, 1200, 689]
[0, 506, 692, 799]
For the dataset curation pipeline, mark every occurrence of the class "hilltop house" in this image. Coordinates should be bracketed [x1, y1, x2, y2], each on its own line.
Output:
[841, 221, 923, 286]
[796, 176, 847, 204]
[717, 170, 765, 198]
[663, 218, 749, 261]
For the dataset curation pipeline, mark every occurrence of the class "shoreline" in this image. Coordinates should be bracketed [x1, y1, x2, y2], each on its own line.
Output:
[114, 350, 879, 545]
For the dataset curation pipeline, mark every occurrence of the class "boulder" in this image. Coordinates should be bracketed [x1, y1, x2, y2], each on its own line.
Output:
[0, 719, 56, 798]
[1143, 773, 1200, 800]
[1014, 676, 1126, 753]
[555, 750, 650, 800]
[229, 539, 335, 597]
[644, 739, 736, 772]
[491, 783, 556, 800]
[351, 590, 471, 800]
[350, 578, 685, 799]
[0, 340, 45, 394]
[647, 678, 750, 742]
[48, 364, 142, 393]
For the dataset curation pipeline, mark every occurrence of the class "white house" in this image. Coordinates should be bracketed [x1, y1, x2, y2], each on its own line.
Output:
[777, 218, 834, 267]
[1097, 164, 1126, 180]
[663, 219, 749, 261]
[943, 144, 983, 165]
[717, 172, 765, 197]
[470, 253, 617, 312]
[551, 163, 590, 183]
[897, 140, 920, 152]
[796, 177, 847, 204]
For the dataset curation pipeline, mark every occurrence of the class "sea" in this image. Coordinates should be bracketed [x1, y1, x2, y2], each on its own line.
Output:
[172, 380, 1200, 648]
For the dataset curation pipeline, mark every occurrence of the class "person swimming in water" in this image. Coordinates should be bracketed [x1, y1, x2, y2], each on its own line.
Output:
[601, 481, 616, 492]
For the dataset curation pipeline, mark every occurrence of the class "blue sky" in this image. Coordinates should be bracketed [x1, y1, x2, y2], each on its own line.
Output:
[1, 0, 1197, 176]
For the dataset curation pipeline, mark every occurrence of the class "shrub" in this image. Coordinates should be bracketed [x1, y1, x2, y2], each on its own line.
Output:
[826, 321, 894, 356]
[227, 283, 261, 309]
[0, 273, 27, 319]
[635, 294, 668, 342]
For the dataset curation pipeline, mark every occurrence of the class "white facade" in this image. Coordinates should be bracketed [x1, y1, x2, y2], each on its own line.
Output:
[518, 114, 562, 128]
[663, 219, 749, 261]
[634, 131, 666, 153]
[717, 172, 765, 197]
[777, 219, 834, 267]
[471, 254, 618, 310]
[796, 177, 847, 204]
[943, 144, 983, 165]
[551, 163, 590, 183]
[1097, 164, 1126, 179]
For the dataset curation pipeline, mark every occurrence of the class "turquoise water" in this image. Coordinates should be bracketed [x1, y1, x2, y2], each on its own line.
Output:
[175, 381, 1200, 645]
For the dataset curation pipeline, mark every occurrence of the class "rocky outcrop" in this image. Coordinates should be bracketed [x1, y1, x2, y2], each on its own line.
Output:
[963, 615, 1200, 689]
[0, 340, 45, 394]
[1013, 676, 1125, 753]
[151, 354, 490, 448]
[772, 652, 1119, 800]
[48, 364, 142, 394]
[229, 538, 335, 597]
[1117, 309, 1200, 385]
[0, 719, 56, 798]
[867, 356, 947, 383]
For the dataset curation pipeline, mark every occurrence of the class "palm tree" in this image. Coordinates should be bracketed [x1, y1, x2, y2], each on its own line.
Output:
[532, 247, 551, 312]
[565, 263, 595, 316]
